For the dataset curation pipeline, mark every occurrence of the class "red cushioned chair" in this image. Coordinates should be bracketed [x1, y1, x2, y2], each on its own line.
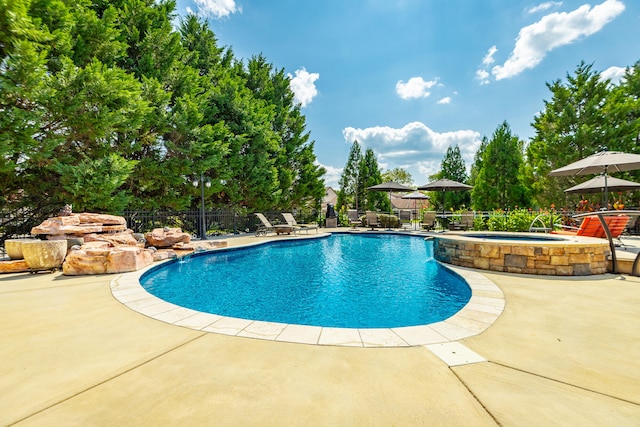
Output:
[553, 215, 629, 243]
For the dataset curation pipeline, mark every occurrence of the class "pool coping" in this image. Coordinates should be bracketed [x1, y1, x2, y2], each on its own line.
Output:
[110, 233, 505, 348]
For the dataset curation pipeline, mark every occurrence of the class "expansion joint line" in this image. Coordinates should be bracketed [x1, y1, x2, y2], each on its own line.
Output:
[449, 367, 503, 427]
[9, 332, 209, 426]
[491, 361, 640, 407]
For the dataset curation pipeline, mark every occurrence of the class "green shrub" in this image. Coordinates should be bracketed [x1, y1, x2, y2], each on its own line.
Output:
[379, 214, 399, 228]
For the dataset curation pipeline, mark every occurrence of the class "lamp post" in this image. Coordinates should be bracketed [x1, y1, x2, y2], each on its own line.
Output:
[192, 174, 211, 239]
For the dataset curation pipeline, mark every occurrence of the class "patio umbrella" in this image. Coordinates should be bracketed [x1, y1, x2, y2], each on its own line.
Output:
[402, 191, 430, 229]
[417, 178, 472, 215]
[564, 175, 640, 194]
[549, 150, 640, 207]
[366, 181, 414, 217]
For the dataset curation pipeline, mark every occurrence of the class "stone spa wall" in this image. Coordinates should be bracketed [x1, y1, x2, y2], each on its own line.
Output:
[433, 233, 611, 276]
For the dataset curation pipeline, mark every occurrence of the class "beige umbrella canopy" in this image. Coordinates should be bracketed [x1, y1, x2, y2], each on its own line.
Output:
[549, 151, 640, 176]
[367, 181, 414, 216]
[549, 151, 640, 207]
[564, 175, 640, 194]
[417, 178, 472, 214]
[402, 191, 430, 226]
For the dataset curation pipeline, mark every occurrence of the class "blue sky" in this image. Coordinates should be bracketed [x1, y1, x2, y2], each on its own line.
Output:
[175, 0, 639, 188]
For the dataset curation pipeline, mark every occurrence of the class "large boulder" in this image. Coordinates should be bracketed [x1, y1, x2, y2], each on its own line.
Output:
[63, 246, 154, 275]
[76, 212, 126, 225]
[82, 231, 138, 247]
[0, 259, 30, 273]
[145, 227, 191, 248]
[31, 212, 127, 236]
[31, 218, 104, 235]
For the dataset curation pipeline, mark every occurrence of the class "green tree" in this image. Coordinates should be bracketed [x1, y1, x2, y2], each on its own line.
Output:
[527, 62, 613, 207]
[242, 55, 325, 210]
[0, 0, 327, 215]
[469, 136, 488, 187]
[472, 122, 530, 210]
[360, 148, 387, 211]
[432, 145, 469, 210]
[381, 167, 413, 186]
[337, 141, 362, 211]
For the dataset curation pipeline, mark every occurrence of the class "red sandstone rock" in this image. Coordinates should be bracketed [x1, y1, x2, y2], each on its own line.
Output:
[179, 241, 228, 251]
[77, 212, 126, 225]
[0, 259, 30, 273]
[105, 247, 153, 274]
[31, 220, 103, 235]
[82, 241, 112, 249]
[63, 246, 154, 275]
[83, 232, 138, 247]
[145, 228, 191, 248]
[31, 213, 127, 235]
[62, 251, 110, 275]
[153, 249, 178, 261]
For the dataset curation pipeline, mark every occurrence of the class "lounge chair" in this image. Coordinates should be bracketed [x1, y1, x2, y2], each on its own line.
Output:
[281, 212, 318, 234]
[254, 213, 294, 236]
[450, 211, 474, 231]
[347, 209, 362, 228]
[553, 215, 629, 243]
[366, 211, 380, 230]
[422, 211, 436, 231]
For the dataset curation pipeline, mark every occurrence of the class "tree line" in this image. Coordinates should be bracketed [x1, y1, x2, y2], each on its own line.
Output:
[338, 61, 640, 212]
[0, 0, 326, 215]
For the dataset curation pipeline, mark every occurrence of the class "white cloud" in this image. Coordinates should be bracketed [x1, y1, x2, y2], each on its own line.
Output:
[600, 65, 627, 85]
[396, 77, 438, 99]
[492, 0, 625, 81]
[476, 69, 490, 85]
[288, 68, 320, 107]
[318, 162, 342, 188]
[437, 97, 452, 104]
[194, 0, 241, 18]
[527, 2, 563, 14]
[482, 45, 498, 66]
[342, 122, 481, 183]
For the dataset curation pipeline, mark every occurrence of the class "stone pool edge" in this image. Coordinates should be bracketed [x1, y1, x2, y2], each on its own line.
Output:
[109, 234, 505, 348]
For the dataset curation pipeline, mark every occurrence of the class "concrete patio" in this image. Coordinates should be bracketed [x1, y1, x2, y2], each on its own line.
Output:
[1, 232, 639, 425]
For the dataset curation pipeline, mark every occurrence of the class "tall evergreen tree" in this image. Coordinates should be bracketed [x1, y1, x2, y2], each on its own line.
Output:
[433, 145, 469, 210]
[359, 148, 387, 211]
[337, 141, 362, 211]
[472, 121, 529, 210]
[0, 0, 335, 215]
[527, 62, 612, 207]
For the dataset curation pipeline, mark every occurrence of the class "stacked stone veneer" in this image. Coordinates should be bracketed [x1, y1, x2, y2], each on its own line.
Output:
[433, 234, 611, 276]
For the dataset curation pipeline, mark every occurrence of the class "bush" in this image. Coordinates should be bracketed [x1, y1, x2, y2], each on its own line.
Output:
[379, 214, 399, 228]
[485, 209, 540, 232]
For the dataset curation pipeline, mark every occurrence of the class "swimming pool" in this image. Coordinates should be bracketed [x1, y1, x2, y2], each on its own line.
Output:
[141, 234, 472, 329]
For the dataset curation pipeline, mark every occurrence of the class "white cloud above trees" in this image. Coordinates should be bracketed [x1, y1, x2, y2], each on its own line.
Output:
[192, 0, 241, 18]
[288, 68, 320, 107]
[600, 65, 627, 85]
[341, 122, 481, 183]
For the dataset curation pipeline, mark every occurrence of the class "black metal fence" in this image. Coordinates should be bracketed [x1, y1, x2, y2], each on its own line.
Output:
[122, 209, 259, 237]
[0, 205, 64, 256]
[0, 206, 319, 245]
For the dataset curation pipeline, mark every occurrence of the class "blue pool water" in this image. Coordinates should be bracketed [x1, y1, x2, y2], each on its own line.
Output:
[141, 234, 471, 328]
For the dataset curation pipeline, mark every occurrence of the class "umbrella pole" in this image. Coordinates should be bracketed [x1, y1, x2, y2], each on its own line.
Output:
[388, 190, 392, 230]
[604, 169, 609, 209]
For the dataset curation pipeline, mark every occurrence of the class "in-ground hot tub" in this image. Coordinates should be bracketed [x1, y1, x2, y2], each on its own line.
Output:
[432, 232, 611, 276]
